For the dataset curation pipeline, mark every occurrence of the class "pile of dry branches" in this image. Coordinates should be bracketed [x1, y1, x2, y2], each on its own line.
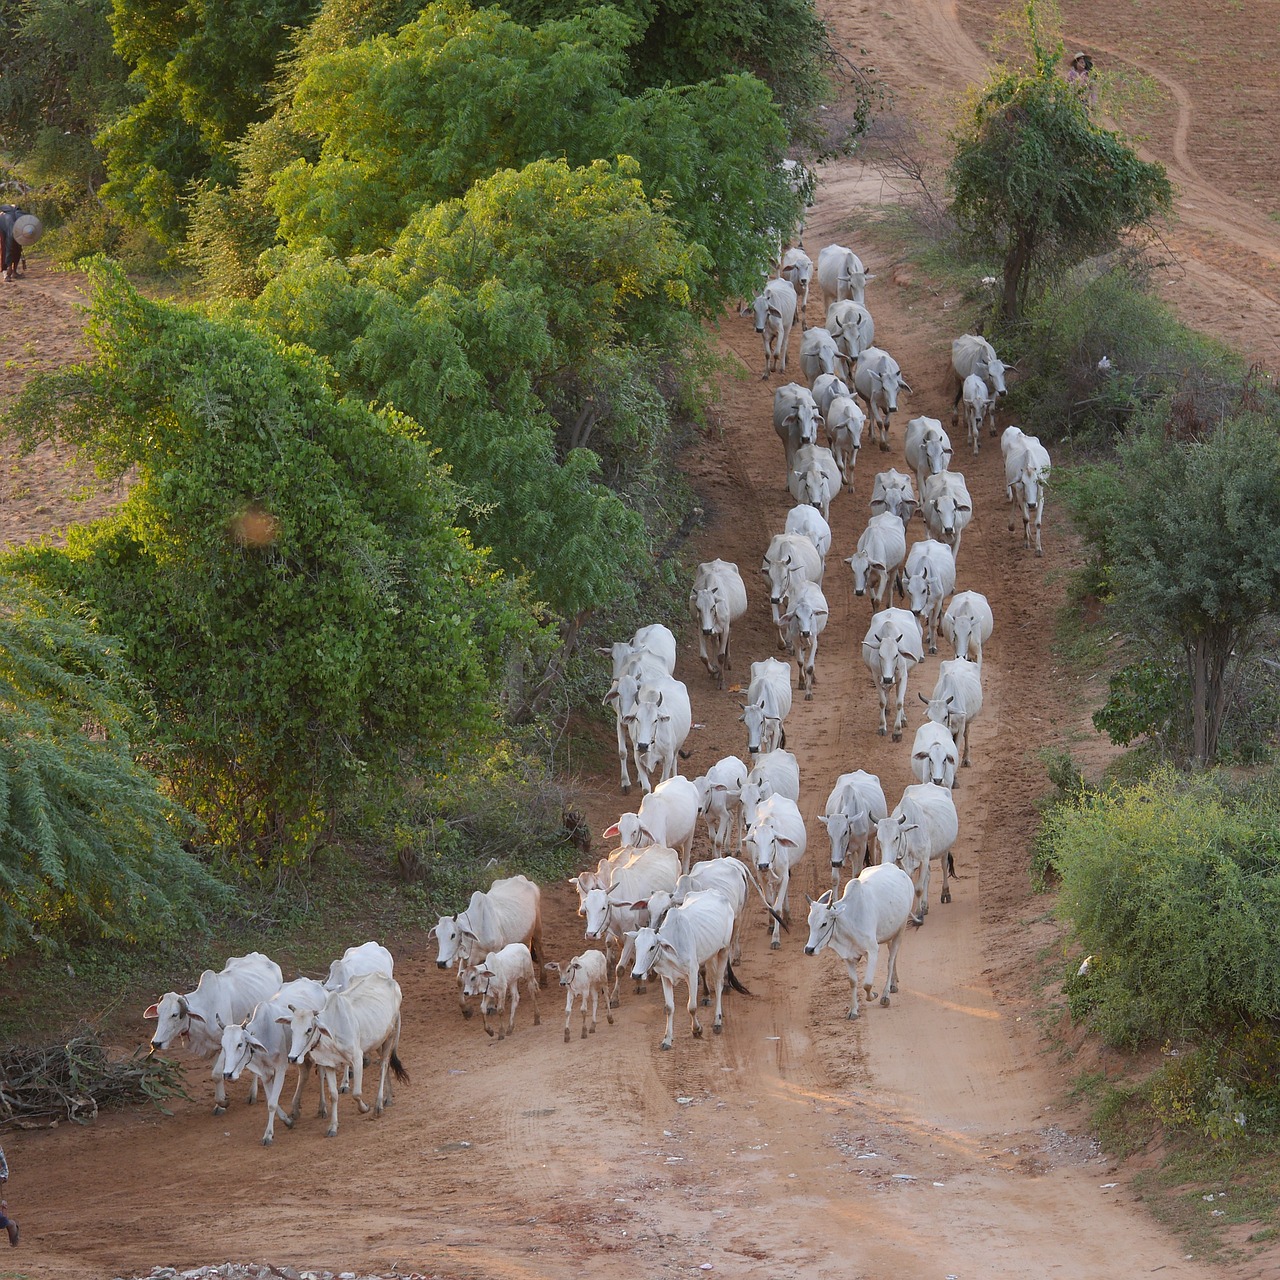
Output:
[0, 1025, 188, 1128]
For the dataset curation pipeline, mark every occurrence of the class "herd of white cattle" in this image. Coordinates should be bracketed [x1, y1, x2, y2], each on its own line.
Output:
[143, 183, 1056, 1140]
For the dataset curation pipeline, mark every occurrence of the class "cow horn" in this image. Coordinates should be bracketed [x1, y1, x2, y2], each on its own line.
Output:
[918, 692, 929, 704]
[177, 996, 189, 1018]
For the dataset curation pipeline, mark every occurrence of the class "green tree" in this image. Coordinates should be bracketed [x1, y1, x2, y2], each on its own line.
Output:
[0, 573, 224, 955]
[1066, 379, 1280, 764]
[3, 262, 537, 859]
[947, 19, 1171, 321]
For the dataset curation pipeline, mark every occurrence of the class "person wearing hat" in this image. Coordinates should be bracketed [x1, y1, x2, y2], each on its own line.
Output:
[0, 204, 41, 281]
[1067, 50, 1095, 98]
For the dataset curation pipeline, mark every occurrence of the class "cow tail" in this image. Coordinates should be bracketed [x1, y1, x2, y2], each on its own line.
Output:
[390, 1051, 409, 1084]
[725, 961, 752, 997]
[947, 852, 956, 877]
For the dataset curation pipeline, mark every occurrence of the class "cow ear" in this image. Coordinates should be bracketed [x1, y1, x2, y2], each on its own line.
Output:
[247, 1035, 269, 1055]
[275, 1015, 291, 1025]
[602, 823, 620, 839]
[186, 1010, 206, 1024]
[143, 1004, 159, 1020]
[623, 929, 639, 942]
[776, 836, 798, 848]
[816, 815, 830, 827]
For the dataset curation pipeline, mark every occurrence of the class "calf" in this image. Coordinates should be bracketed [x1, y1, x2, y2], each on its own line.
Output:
[461, 943, 541, 1040]
[779, 247, 813, 326]
[1002, 426, 1051, 556]
[692, 755, 749, 859]
[961, 374, 992, 454]
[544, 952, 613, 1042]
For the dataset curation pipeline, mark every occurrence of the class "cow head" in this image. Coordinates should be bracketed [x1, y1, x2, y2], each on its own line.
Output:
[143, 992, 192, 1052]
[803, 890, 839, 955]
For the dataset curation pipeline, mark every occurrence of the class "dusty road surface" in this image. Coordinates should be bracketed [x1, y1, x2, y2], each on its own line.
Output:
[4, 3, 1279, 1279]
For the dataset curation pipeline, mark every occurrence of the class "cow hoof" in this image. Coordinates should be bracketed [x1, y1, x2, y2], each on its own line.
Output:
[713, 1023, 723, 1035]
[461, 1008, 473, 1020]
[909, 916, 924, 928]
[635, 983, 647, 995]
[533, 1014, 541, 1026]
[1036, 548, 1044, 558]
[485, 1027, 495, 1037]
[928, 644, 936, 655]
[606, 1014, 614, 1025]
[620, 784, 631, 796]
[880, 994, 891, 1007]
[941, 889, 952, 904]
[877, 727, 886, 737]
[325, 1128, 338, 1139]
[693, 1025, 704, 1039]
[212, 1105, 227, 1117]
[339, 1084, 350, 1094]
[564, 1028, 572, 1043]
[804, 691, 813, 701]
[891, 731, 902, 743]
[609, 999, 620, 1009]
[770, 939, 780, 950]
[661, 1040, 673, 1051]
[847, 1010, 861, 1020]
[282, 1115, 294, 1129]
[262, 1136, 273, 1147]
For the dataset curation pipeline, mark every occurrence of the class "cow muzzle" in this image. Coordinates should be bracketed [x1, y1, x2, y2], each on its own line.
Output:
[702, 627, 714, 636]
[436, 959, 448, 969]
[804, 945, 817, 956]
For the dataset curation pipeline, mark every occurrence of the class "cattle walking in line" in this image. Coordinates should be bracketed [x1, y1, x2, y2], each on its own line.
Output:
[904, 415, 952, 496]
[1002, 426, 1051, 556]
[911, 720, 959, 790]
[823, 395, 866, 489]
[784, 503, 831, 566]
[861, 607, 925, 741]
[877, 784, 960, 925]
[743, 792, 807, 949]
[544, 952, 613, 1043]
[689, 558, 748, 689]
[460, 943, 541, 1040]
[961, 374, 992, 453]
[902, 537, 957, 656]
[921, 470, 973, 557]
[826, 299, 875, 372]
[788, 442, 843, 521]
[762, 531, 823, 647]
[816, 244, 871, 314]
[869, 467, 917, 529]
[693, 755, 749, 859]
[920, 658, 984, 774]
[773, 382, 823, 478]
[853, 347, 910, 451]
[752, 277, 799, 378]
[600, 624, 677, 794]
[950, 334, 1010, 431]
[740, 657, 793, 758]
[845, 511, 908, 612]
[818, 770, 888, 892]
[780, 247, 813, 327]
[780, 575, 828, 700]
[604, 774, 700, 874]
[941, 591, 994, 671]
[799, 326, 845, 386]
[624, 675, 693, 795]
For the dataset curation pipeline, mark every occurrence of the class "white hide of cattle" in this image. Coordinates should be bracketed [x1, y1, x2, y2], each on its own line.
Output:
[951, 334, 1010, 431]
[743, 793, 807, 949]
[1002, 426, 1051, 556]
[779, 247, 813, 327]
[961, 374, 992, 454]
[604, 774, 701, 875]
[324, 941, 394, 992]
[781, 576, 828, 701]
[803, 862, 915, 1019]
[819, 770, 888, 893]
[752, 276, 798, 378]
[460, 943, 541, 1040]
[800, 326, 844, 386]
[844, 511, 907, 611]
[817, 244, 870, 314]
[922, 469, 973, 557]
[902, 538, 957, 655]
[600, 624, 676, 794]
[430, 874, 543, 1011]
[861, 607, 925, 741]
[784, 503, 831, 566]
[740, 656, 793, 758]
[904, 416, 952, 496]
[869, 467, 918, 530]
[824, 395, 866, 489]
[649, 857, 752, 950]
[780, 158, 817, 245]
[629, 890, 747, 1050]
[853, 347, 910, 451]
[788, 442, 843, 521]
[740, 748, 802, 831]
[942, 591, 994, 671]
[689, 558, 748, 688]
[826, 299, 875, 371]
[811, 373, 850, 419]
[219, 977, 329, 1146]
[144, 952, 283, 1114]
[773, 382, 823, 479]
[624, 675, 692, 795]
[282, 971, 406, 1137]
[544, 951, 613, 1043]
[877, 784, 960, 925]
[921, 657, 984, 772]
[762, 531, 823, 646]
[693, 754, 749, 859]
[911, 720, 959, 791]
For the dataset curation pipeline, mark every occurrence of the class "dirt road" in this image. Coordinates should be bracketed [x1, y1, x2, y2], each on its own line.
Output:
[6, 2, 1279, 1278]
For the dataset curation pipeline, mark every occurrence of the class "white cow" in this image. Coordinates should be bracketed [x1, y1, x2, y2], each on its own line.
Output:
[604, 774, 700, 874]
[779, 247, 813, 326]
[819, 770, 888, 892]
[911, 720, 959, 790]
[784, 503, 831, 565]
[803, 862, 915, 1019]
[693, 755, 748, 859]
[773, 382, 823, 476]
[826, 299, 875, 371]
[780, 576, 828, 701]
[629, 890, 747, 1049]
[921, 658, 984, 772]
[811, 372, 851, 419]
[544, 951, 613, 1043]
[877, 784, 960, 925]
[853, 347, 910, 451]
[624, 675, 692, 794]
[647, 857, 753, 963]
[951, 334, 1010, 431]
[799, 326, 844, 385]
[788, 442, 843, 521]
[861, 607, 924, 741]
[761, 531, 823, 645]
[902, 537, 957, 655]
[869, 467, 917, 529]
[961, 374, 992, 454]
[904, 416, 952, 496]
[921, 470, 973, 557]
[942, 591, 994, 670]
[324, 942, 394, 992]
[752, 276, 798, 378]
[817, 244, 870, 314]
[599, 624, 676, 794]
[844, 511, 907, 611]
[282, 971, 407, 1137]
[780, 158, 817, 245]
[144, 952, 283, 1115]
[824, 395, 866, 489]
[460, 943, 541, 1040]
[743, 792, 807, 949]
[740, 657, 792, 757]
[1002, 426, 1051, 555]
[430, 874, 543, 1009]
[740, 748, 802, 830]
[219, 977, 329, 1145]
[689, 558, 748, 688]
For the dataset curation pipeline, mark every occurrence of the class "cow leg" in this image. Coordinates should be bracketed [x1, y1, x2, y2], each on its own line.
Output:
[862, 939, 882, 1004]
[883, 922, 907, 1002]
[686, 965, 704, 1039]
[527, 974, 540, 1027]
[940, 850, 952, 905]
[1035, 504, 1044, 556]
[564, 991, 574, 1043]
[660, 975, 677, 1050]
[616, 718, 633, 795]
[349, 1046, 371, 1113]
[845, 958, 862, 1019]
[211, 1052, 228, 1115]
[262, 1066, 290, 1146]
[709, 950, 729, 1034]
[323, 1067, 341, 1137]
[876, 683, 889, 736]
[831, 858, 842, 895]
[288, 1062, 309, 1122]
[892, 671, 908, 742]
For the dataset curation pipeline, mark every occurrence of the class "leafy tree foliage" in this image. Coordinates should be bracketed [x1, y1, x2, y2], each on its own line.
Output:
[97, 0, 322, 242]
[0, 573, 225, 954]
[3, 262, 536, 859]
[947, 34, 1171, 320]
[1066, 377, 1280, 764]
